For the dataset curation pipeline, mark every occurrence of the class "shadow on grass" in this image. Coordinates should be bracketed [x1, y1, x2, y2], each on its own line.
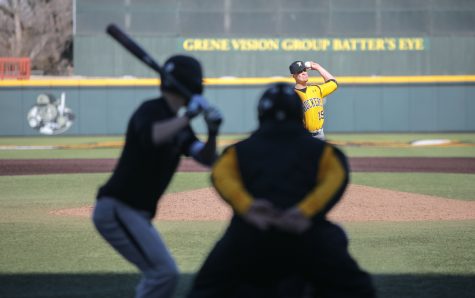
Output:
[0, 273, 473, 298]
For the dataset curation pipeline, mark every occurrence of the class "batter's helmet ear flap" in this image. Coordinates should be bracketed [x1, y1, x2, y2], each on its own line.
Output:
[258, 83, 303, 123]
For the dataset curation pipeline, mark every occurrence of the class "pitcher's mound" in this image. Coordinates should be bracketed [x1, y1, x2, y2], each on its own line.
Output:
[50, 185, 475, 222]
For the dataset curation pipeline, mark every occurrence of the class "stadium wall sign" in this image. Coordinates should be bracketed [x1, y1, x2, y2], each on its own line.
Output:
[182, 37, 426, 52]
[27, 92, 75, 135]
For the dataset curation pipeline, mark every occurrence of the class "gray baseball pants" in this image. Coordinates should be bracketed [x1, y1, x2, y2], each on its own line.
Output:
[93, 197, 179, 298]
[310, 129, 325, 140]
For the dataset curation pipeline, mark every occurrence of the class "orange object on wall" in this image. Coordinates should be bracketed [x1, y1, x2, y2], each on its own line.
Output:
[0, 57, 31, 80]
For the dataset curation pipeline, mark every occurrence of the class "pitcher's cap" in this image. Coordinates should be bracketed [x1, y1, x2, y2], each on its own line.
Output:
[289, 60, 306, 74]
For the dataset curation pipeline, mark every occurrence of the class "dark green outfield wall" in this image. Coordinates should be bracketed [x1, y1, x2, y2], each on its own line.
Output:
[74, 35, 475, 78]
[1, 82, 474, 136]
[74, 0, 475, 77]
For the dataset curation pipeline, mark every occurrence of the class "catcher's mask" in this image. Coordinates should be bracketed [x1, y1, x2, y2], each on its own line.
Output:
[258, 83, 303, 124]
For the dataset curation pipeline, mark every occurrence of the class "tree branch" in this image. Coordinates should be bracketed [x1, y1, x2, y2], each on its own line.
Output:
[0, 4, 14, 18]
[28, 34, 51, 60]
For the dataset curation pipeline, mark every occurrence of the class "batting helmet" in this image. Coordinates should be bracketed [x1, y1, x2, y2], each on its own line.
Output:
[258, 83, 303, 123]
[160, 55, 203, 97]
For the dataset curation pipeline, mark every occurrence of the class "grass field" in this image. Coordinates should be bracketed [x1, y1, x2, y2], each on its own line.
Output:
[0, 133, 474, 298]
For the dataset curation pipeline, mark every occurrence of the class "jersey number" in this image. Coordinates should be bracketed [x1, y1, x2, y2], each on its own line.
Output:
[318, 110, 324, 120]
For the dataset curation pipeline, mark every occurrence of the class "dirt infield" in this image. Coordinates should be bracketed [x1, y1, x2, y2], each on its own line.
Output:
[2, 157, 473, 222]
[50, 184, 475, 222]
[1, 157, 475, 176]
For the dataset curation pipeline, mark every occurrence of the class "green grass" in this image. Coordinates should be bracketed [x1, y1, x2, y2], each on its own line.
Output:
[1, 133, 474, 159]
[346, 221, 475, 298]
[326, 132, 475, 143]
[329, 132, 475, 157]
[338, 146, 475, 157]
[1, 172, 475, 297]
[344, 221, 475, 275]
[0, 218, 473, 298]
[1, 133, 473, 146]
[0, 148, 122, 159]
[0, 173, 211, 222]
[351, 172, 475, 201]
[1, 134, 474, 297]
[0, 136, 124, 146]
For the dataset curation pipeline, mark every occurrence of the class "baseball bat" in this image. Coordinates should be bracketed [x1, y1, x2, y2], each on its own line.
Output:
[105, 23, 192, 98]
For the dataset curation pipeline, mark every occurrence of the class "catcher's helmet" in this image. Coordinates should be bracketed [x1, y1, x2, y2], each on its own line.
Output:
[258, 83, 302, 123]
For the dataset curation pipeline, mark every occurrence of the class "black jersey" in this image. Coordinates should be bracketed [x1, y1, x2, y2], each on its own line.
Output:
[97, 97, 198, 217]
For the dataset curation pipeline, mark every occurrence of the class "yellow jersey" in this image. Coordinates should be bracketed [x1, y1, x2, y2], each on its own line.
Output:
[295, 80, 338, 132]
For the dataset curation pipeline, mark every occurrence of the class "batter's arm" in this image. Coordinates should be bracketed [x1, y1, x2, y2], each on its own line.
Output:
[151, 116, 190, 145]
[191, 133, 218, 166]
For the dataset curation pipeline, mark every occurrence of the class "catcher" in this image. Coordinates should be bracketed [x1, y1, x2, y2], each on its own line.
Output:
[289, 60, 338, 140]
[187, 83, 375, 298]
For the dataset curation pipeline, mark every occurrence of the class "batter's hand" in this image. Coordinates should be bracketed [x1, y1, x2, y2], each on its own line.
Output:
[273, 207, 311, 234]
[185, 95, 209, 119]
[204, 106, 223, 135]
[242, 199, 278, 231]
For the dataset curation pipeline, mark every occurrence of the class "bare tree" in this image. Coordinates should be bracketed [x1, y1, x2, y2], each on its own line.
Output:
[0, 0, 73, 75]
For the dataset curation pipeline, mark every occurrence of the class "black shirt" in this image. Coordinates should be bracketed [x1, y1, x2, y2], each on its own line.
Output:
[235, 121, 325, 209]
[97, 97, 197, 217]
